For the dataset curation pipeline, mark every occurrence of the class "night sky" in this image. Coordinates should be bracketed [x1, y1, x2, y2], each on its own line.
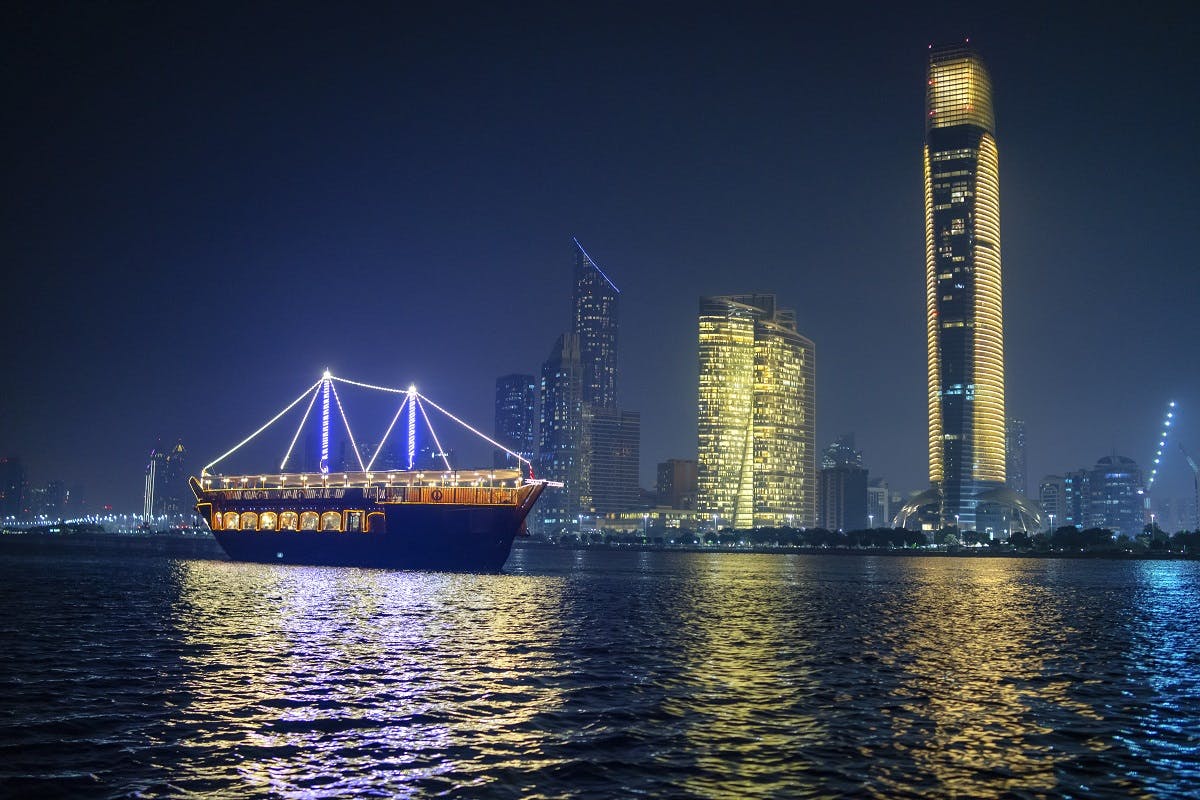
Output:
[4, 3, 1198, 515]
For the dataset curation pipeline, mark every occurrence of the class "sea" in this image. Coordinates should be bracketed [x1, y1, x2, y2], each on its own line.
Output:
[1, 541, 1198, 799]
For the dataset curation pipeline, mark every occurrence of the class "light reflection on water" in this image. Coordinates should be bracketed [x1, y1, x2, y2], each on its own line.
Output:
[1, 548, 1198, 798]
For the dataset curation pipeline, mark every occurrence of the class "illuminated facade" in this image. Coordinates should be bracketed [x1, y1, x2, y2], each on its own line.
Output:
[572, 237, 619, 410]
[493, 374, 537, 469]
[698, 294, 815, 529]
[537, 333, 586, 533]
[924, 44, 1006, 529]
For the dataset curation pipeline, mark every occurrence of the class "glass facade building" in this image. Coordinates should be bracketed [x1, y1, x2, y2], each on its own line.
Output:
[698, 294, 815, 529]
[924, 44, 1006, 530]
[1006, 417, 1027, 496]
[572, 237, 619, 411]
[583, 407, 641, 515]
[537, 334, 586, 534]
[493, 373, 537, 469]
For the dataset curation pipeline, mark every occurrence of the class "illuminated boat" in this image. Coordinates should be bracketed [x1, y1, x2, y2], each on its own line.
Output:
[192, 372, 557, 571]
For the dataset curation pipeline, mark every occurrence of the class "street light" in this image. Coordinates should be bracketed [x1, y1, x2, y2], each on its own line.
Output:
[868, 513, 875, 529]
[1048, 513, 1055, 533]
[643, 513, 649, 538]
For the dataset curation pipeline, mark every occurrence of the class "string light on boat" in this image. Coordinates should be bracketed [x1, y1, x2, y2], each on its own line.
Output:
[328, 379, 366, 471]
[201, 370, 541, 482]
[280, 383, 321, 471]
[1148, 400, 1177, 490]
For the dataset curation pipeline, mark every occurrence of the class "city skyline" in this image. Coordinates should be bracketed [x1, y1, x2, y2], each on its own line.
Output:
[2, 6, 1198, 512]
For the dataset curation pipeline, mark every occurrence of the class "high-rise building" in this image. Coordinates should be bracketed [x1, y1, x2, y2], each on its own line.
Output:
[1062, 469, 1089, 527]
[657, 459, 698, 510]
[818, 465, 869, 531]
[698, 294, 816, 529]
[144, 447, 166, 520]
[867, 478, 890, 529]
[584, 407, 640, 514]
[537, 333, 586, 533]
[572, 237, 619, 410]
[1086, 455, 1145, 538]
[144, 440, 190, 522]
[1006, 417, 1027, 496]
[821, 433, 863, 469]
[1038, 475, 1067, 528]
[924, 43, 1006, 530]
[493, 374, 537, 469]
[159, 441, 188, 517]
[0, 457, 24, 519]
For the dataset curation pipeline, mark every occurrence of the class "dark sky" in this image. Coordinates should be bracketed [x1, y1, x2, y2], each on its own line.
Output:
[3, 2, 1198, 515]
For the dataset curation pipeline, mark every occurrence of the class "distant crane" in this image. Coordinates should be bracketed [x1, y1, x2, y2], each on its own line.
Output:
[1180, 442, 1200, 531]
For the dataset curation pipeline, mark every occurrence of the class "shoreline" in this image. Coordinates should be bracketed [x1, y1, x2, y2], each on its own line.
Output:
[1, 529, 1194, 562]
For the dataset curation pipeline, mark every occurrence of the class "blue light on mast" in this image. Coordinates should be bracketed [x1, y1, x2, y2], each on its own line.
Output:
[407, 385, 417, 470]
[320, 375, 331, 474]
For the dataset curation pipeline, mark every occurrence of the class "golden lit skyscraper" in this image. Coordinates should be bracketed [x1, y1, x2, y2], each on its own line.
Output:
[924, 44, 1005, 529]
[698, 295, 815, 529]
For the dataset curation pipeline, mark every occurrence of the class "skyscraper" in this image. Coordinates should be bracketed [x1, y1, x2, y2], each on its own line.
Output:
[698, 294, 816, 529]
[1086, 455, 1145, 538]
[144, 447, 165, 521]
[0, 457, 24, 519]
[1006, 417, 1027, 496]
[572, 237, 619, 410]
[584, 407, 640, 515]
[924, 44, 1006, 530]
[493, 374, 537, 469]
[822, 433, 863, 469]
[537, 333, 586, 533]
[818, 465, 868, 532]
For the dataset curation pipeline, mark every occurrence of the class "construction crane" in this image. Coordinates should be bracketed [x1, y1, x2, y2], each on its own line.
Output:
[1180, 442, 1200, 531]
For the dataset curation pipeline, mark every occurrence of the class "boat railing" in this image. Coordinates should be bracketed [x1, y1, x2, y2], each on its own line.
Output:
[382, 486, 518, 505]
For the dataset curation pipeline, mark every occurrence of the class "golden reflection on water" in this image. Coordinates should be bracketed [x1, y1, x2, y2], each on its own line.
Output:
[667, 554, 823, 798]
[882, 558, 1127, 798]
[169, 560, 567, 796]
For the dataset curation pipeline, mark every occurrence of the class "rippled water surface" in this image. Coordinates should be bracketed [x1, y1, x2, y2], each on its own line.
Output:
[2, 545, 1199, 798]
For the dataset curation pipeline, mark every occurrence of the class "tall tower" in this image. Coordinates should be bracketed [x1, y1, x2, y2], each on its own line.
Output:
[698, 294, 815, 529]
[924, 43, 1005, 530]
[572, 237, 619, 410]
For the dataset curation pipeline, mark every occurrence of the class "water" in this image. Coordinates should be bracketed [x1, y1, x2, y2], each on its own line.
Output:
[1, 545, 1199, 798]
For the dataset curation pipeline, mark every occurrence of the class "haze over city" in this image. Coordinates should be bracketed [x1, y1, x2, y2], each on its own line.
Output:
[3, 2, 1197, 512]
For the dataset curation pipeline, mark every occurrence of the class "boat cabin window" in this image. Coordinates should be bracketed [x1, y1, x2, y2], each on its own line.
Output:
[320, 511, 341, 531]
[259, 512, 277, 531]
[279, 511, 298, 530]
[300, 512, 319, 530]
[345, 511, 363, 533]
[366, 512, 385, 533]
[240, 512, 259, 530]
[223, 512, 239, 530]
